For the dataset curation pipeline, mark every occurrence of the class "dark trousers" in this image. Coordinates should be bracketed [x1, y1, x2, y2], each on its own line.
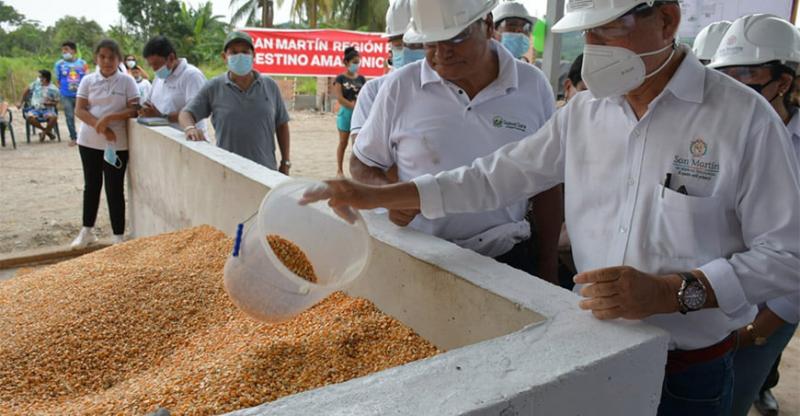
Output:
[79, 145, 128, 235]
[495, 239, 538, 276]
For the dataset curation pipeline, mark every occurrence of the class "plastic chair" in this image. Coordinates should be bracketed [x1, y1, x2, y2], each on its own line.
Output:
[25, 106, 61, 143]
[0, 109, 16, 149]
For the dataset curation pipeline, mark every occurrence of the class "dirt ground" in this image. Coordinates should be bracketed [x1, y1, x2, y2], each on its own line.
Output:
[0, 108, 797, 415]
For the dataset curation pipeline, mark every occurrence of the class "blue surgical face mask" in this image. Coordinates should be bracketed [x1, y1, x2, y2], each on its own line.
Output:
[501, 32, 531, 59]
[403, 48, 426, 65]
[155, 64, 172, 80]
[104, 142, 122, 169]
[227, 53, 254, 76]
[348, 63, 359, 74]
[391, 46, 405, 68]
[62, 52, 74, 61]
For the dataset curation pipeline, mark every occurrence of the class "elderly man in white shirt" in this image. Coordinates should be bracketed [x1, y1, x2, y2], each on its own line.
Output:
[350, 0, 563, 284]
[302, 1, 800, 415]
[139, 36, 207, 131]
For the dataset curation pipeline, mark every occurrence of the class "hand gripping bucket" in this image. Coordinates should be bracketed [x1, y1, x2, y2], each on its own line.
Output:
[223, 179, 371, 322]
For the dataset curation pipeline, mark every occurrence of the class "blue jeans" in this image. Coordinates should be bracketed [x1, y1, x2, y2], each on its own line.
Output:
[61, 96, 77, 140]
[658, 349, 734, 416]
[731, 322, 798, 416]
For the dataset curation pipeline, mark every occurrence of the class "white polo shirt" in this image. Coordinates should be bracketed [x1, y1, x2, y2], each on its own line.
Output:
[413, 48, 800, 350]
[76, 70, 139, 151]
[354, 40, 556, 257]
[147, 58, 207, 129]
[765, 111, 800, 325]
[350, 77, 384, 136]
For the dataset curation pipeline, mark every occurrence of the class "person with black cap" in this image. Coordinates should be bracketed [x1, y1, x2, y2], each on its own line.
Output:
[179, 31, 291, 174]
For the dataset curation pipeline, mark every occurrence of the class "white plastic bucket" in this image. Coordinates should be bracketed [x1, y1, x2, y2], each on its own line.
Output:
[223, 179, 371, 322]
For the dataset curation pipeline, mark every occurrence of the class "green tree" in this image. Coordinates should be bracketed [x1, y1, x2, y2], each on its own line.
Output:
[0, 0, 24, 29]
[229, 0, 273, 27]
[230, 0, 337, 29]
[52, 16, 105, 54]
[118, 0, 184, 41]
[1, 22, 49, 56]
[176, 2, 228, 63]
[330, 0, 387, 31]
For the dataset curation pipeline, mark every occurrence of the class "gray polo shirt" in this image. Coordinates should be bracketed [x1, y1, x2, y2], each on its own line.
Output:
[184, 71, 290, 169]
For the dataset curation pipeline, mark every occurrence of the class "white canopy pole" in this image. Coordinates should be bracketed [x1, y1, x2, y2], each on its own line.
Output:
[542, 0, 565, 95]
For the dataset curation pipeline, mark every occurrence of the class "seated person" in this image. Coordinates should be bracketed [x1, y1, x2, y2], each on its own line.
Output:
[18, 70, 60, 141]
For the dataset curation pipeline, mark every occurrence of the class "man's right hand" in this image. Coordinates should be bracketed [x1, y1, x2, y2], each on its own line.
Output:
[185, 127, 206, 142]
[389, 209, 419, 226]
[300, 179, 421, 224]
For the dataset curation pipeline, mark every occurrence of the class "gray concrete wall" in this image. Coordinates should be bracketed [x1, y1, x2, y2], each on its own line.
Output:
[127, 121, 670, 415]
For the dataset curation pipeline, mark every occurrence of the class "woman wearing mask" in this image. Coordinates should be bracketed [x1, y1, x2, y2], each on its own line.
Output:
[709, 14, 800, 416]
[124, 54, 149, 79]
[70, 39, 140, 248]
[333, 46, 365, 177]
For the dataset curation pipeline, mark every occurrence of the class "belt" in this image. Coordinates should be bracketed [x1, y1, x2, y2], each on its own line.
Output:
[665, 332, 736, 375]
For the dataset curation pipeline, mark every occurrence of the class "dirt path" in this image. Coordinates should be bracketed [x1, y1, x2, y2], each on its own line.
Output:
[0, 108, 797, 415]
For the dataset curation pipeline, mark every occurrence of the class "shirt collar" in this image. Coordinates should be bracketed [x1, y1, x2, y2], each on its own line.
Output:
[225, 71, 262, 87]
[419, 39, 519, 92]
[169, 58, 188, 79]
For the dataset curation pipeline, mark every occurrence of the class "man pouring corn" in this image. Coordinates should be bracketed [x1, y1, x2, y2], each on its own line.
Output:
[302, 0, 800, 414]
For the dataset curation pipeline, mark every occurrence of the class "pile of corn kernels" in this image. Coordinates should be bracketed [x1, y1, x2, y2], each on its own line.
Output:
[266, 234, 318, 283]
[0, 225, 438, 415]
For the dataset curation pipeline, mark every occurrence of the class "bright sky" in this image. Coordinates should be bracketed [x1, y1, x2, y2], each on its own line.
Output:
[5, 0, 550, 30]
[5, 0, 797, 31]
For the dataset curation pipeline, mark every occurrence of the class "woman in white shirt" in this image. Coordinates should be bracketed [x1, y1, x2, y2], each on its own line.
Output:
[70, 39, 140, 248]
[130, 65, 152, 106]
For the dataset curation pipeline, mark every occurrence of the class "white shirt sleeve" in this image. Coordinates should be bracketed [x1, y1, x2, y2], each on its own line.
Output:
[698, 115, 800, 317]
[767, 293, 800, 325]
[125, 75, 139, 102]
[413, 108, 567, 220]
[352, 77, 396, 170]
[76, 74, 92, 99]
[184, 68, 207, 110]
[350, 79, 380, 135]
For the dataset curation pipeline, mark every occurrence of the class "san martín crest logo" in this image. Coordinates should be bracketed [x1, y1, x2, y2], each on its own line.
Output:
[690, 138, 707, 158]
[673, 137, 719, 181]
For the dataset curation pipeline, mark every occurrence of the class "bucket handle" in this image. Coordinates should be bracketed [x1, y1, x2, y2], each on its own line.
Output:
[232, 210, 258, 257]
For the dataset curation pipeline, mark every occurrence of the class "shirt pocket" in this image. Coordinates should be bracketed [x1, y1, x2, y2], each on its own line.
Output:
[645, 184, 723, 260]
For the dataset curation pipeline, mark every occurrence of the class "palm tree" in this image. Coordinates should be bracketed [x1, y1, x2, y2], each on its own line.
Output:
[229, 0, 274, 27]
[331, 0, 388, 31]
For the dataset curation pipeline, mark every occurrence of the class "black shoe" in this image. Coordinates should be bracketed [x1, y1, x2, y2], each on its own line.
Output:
[753, 389, 779, 416]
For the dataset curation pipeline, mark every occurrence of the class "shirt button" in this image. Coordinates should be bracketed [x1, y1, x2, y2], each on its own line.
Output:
[627, 178, 635, 186]
[467, 107, 472, 111]
[633, 129, 640, 137]
[458, 90, 464, 94]
[619, 226, 627, 234]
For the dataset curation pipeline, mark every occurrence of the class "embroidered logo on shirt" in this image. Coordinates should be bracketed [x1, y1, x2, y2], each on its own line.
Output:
[673, 137, 719, 181]
[492, 116, 527, 132]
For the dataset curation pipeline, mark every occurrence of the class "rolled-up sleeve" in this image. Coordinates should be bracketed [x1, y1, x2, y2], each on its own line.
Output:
[413, 109, 566, 219]
[701, 118, 800, 316]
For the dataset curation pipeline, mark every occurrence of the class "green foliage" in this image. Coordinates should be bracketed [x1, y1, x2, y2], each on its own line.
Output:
[0, 0, 24, 29]
[52, 16, 105, 56]
[118, 0, 184, 41]
[0, 56, 53, 102]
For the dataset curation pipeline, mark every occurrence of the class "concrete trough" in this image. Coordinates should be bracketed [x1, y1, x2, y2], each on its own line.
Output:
[128, 122, 669, 415]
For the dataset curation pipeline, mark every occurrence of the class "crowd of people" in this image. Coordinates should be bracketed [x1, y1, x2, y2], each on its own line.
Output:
[2, 0, 798, 414]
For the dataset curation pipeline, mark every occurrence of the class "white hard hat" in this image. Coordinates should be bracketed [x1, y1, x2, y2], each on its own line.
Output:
[709, 14, 800, 73]
[404, 0, 499, 44]
[692, 21, 731, 61]
[384, 0, 412, 38]
[552, 0, 656, 34]
[493, 1, 536, 25]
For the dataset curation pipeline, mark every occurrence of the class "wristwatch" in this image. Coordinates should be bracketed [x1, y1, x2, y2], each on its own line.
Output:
[745, 323, 768, 346]
[677, 271, 707, 314]
[280, 160, 292, 168]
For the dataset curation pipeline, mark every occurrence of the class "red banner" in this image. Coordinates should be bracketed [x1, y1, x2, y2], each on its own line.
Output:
[241, 28, 390, 77]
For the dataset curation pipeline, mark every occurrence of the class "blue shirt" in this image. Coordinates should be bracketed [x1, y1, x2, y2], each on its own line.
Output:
[53, 58, 88, 98]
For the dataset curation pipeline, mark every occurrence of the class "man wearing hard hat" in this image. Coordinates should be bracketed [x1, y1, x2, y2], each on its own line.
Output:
[708, 14, 800, 416]
[691, 20, 731, 65]
[350, 0, 563, 284]
[301, 1, 800, 414]
[492, 1, 536, 62]
[350, 0, 424, 143]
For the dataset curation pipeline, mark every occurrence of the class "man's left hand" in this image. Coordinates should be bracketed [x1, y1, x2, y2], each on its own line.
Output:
[279, 164, 290, 175]
[575, 266, 677, 320]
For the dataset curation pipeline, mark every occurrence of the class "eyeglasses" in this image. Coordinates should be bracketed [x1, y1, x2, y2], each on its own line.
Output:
[498, 18, 532, 33]
[716, 65, 774, 84]
[582, 1, 667, 40]
[423, 22, 480, 48]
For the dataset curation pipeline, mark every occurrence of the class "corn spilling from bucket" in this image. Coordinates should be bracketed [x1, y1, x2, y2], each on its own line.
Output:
[266, 234, 318, 283]
[0, 225, 439, 415]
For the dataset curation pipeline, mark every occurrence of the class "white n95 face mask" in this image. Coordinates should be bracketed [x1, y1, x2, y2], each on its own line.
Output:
[581, 42, 676, 99]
